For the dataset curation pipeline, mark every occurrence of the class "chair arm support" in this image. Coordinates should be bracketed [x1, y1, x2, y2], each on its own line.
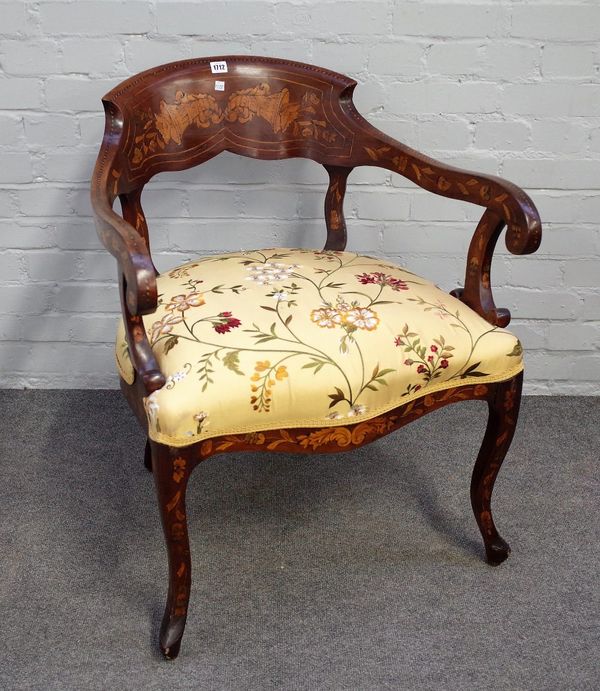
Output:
[450, 209, 512, 327]
[92, 194, 158, 316]
[91, 191, 166, 394]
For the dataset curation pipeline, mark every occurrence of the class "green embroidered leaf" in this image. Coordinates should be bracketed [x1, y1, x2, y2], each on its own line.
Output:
[223, 350, 244, 376]
[163, 335, 179, 354]
[328, 387, 346, 408]
[507, 341, 523, 357]
[302, 359, 327, 374]
[285, 314, 293, 326]
[261, 305, 277, 312]
[460, 362, 490, 378]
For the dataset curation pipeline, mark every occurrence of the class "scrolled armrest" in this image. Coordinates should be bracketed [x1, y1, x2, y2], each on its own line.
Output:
[351, 119, 542, 325]
[120, 275, 166, 394]
[354, 120, 542, 256]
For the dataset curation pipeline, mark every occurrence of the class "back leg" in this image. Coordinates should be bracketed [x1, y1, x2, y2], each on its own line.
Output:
[150, 441, 194, 659]
[144, 438, 152, 472]
[471, 372, 523, 566]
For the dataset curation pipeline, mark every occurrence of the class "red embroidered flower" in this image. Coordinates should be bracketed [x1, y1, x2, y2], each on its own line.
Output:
[386, 276, 409, 291]
[417, 364, 427, 374]
[427, 355, 434, 363]
[440, 359, 449, 369]
[430, 345, 438, 353]
[355, 272, 408, 291]
[213, 312, 241, 334]
[356, 272, 378, 285]
[395, 336, 405, 347]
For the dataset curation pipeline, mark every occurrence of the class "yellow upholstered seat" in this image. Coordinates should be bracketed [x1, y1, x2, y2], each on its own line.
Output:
[116, 248, 523, 447]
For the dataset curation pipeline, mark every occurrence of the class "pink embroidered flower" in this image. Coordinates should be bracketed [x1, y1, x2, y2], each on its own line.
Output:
[213, 312, 241, 334]
[404, 359, 413, 366]
[355, 272, 408, 291]
[165, 292, 205, 312]
[430, 345, 438, 353]
[427, 355, 434, 363]
[149, 313, 183, 343]
[440, 359, 449, 369]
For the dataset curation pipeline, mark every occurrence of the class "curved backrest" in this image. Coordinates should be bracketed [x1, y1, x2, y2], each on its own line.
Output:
[101, 56, 367, 194]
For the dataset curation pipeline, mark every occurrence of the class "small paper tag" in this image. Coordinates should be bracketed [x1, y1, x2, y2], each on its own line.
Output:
[210, 60, 228, 74]
[214, 80, 225, 91]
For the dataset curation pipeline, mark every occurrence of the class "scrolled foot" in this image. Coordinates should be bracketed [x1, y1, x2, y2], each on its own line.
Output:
[470, 373, 522, 566]
[159, 614, 186, 660]
[485, 537, 510, 566]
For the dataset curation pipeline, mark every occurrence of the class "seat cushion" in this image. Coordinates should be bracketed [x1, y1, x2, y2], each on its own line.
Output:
[116, 248, 523, 446]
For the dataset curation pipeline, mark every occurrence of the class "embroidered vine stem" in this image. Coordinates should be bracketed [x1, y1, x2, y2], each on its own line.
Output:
[273, 297, 354, 404]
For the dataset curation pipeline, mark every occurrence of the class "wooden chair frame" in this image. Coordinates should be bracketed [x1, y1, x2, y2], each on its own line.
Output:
[91, 56, 541, 659]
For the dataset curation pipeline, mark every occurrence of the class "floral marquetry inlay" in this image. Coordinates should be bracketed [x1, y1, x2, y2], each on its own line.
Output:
[131, 83, 340, 165]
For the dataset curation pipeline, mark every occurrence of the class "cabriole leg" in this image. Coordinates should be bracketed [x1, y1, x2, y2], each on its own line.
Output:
[150, 441, 194, 659]
[471, 371, 523, 566]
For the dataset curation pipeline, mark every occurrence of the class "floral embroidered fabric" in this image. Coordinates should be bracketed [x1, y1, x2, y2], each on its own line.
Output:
[115, 249, 524, 446]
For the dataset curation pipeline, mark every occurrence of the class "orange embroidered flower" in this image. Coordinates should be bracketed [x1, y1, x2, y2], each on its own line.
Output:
[275, 365, 288, 381]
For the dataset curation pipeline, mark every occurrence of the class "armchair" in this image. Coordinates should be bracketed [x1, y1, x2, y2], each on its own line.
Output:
[91, 56, 541, 659]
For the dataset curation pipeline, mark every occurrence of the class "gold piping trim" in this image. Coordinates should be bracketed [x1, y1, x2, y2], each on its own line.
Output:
[147, 362, 524, 448]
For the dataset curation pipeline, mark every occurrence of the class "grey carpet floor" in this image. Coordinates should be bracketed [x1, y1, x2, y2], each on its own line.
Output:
[0, 391, 598, 690]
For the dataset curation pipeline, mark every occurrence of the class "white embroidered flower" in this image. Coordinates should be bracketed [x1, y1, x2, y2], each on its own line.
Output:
[144, 394, 159, 422]
[245, 262, 300, 285]
[194, 411, 208, 422]
[311, 306, 338, 328]
[345, 307, 379, 331]
[271, 290, 288, 301]
[326, 411, 343, 420]
[347, 404, 367, 417]
[169, 370, 188, 383]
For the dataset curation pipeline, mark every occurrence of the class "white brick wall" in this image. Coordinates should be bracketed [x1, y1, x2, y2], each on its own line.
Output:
[0, 0, 598, 393]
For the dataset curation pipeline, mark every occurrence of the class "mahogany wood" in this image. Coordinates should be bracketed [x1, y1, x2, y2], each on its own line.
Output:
[90, 56, 542, 659]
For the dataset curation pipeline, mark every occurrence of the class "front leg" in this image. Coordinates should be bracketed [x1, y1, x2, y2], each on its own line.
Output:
[471, 372, 523, 565]
[150, 441, 195, 659]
